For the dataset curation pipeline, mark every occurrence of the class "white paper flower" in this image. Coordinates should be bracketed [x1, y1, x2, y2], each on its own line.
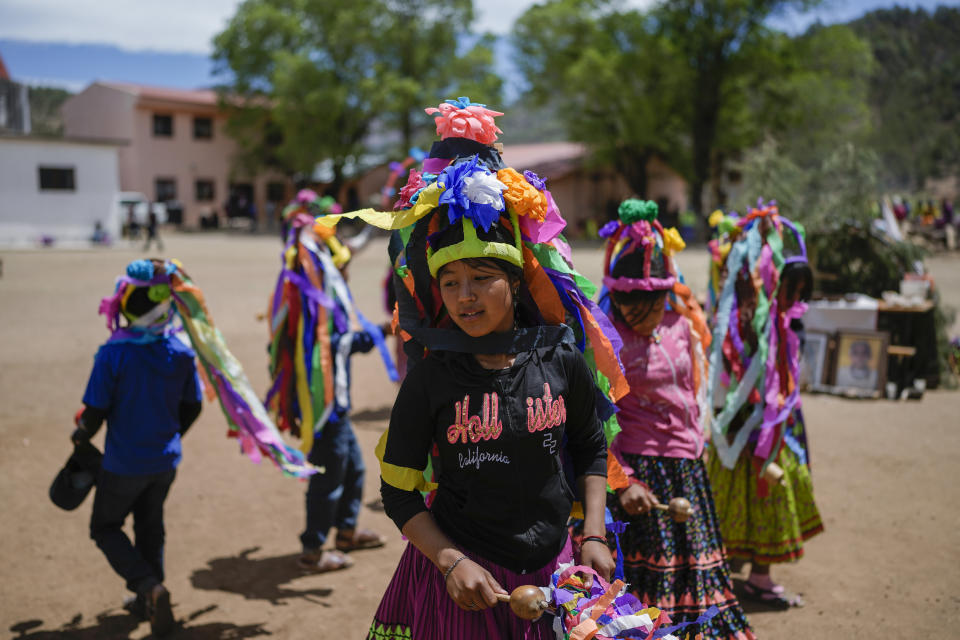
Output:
[461, 171, 507, 210]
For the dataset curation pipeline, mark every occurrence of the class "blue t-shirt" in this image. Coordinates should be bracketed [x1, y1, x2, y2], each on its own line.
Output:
[83, 336, 201, 475]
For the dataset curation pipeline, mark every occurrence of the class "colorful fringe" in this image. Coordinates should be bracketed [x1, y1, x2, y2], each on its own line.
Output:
[706, 201, 811, 477]
[266, 206, 397, 455]
[99, 259, 316, 478]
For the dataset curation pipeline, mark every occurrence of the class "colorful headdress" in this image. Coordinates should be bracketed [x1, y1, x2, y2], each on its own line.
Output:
[598, 199, 713, 442]
[314, 97, 630, 491]
[98, 259, 316, 478]
[282, 190, 350, 267]
[707, 199, 811, 486]
[267, 199, 398, 455]
[599, 199, 680, 294]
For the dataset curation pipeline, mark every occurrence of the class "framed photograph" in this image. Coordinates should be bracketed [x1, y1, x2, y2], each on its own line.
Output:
[799, 331, 830, 390]
[830, 330, 889, 395]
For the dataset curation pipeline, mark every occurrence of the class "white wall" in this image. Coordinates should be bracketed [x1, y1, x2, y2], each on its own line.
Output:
[0, 138, 120, 245]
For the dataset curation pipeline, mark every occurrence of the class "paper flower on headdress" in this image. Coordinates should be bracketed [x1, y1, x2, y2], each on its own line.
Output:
[662, 226, 686, 256]
[394, 169, 428, 210]
[618, 198, 658, 224]
[498, 167, 547, 222]
[425, 97, 503, 145]
[437, 155, 506, 231]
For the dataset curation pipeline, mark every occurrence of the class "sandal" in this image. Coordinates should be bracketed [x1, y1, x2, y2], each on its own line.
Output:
[741, 580, 805, 609]
[335, 528, 386, 553]
[297, 549, 354, 573]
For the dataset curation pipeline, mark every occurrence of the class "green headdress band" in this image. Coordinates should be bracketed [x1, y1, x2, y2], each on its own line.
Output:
[426, 209, 523, 277]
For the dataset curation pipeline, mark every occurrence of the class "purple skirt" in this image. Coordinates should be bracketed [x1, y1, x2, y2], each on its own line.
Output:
[367, 537, 573, 640]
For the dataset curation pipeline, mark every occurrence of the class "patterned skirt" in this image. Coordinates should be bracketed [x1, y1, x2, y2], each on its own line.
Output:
[604, 454, 756, 640]
[707, 443, 823, 564]
[367, 537, 572, 640]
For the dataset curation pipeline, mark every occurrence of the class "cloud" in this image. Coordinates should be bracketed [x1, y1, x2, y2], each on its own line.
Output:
[475, 0, 657, 34]
[0, 0, 660, 53]
[0, 0, 243, 54]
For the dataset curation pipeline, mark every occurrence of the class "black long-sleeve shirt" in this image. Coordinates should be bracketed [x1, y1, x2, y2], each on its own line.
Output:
[381, 342, 607, 573]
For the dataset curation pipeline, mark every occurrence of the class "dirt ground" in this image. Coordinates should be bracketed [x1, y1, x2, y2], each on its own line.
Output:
[1, 233, 958, 639]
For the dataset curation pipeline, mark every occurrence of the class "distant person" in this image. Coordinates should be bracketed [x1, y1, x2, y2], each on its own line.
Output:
[267, 193, 396, 574]
[73, 259, 202, 637]
[143, 206, 163, 252]
[835, 340, 877, 390]
[90, 221, 110, 246]
[126, 203, 140, 240]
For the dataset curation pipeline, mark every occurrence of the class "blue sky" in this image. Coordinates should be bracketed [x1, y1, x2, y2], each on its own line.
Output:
[0, 0, 955, 94]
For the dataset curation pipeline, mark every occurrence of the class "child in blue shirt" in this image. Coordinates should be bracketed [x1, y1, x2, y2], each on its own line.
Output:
[73, 260, 201, 637]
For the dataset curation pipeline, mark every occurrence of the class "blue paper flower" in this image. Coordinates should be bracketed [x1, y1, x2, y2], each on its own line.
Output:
[444, 96, 486, 109]
[126, 259, 154, 281]
[437, 155, 506, 232]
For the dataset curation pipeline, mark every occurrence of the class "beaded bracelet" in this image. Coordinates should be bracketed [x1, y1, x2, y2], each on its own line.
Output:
[581, 535, 608, 545]
[443, 554, 468, 582]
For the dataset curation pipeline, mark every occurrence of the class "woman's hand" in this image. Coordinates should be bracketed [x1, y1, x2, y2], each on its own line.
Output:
[444, 556, 506, 611]
[579, 539, 615, 588]
[618, 483, 659, 516]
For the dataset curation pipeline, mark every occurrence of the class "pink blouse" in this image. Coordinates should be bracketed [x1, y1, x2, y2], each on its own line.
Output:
[611, 311, 704, 464]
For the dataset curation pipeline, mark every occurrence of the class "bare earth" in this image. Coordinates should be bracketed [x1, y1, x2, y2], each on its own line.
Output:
[1, 234, 958, 639]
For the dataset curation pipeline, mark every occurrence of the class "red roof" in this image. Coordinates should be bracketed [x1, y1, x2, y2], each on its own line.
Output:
[99, 82, 218, 106]
[500, 142, 587, 169]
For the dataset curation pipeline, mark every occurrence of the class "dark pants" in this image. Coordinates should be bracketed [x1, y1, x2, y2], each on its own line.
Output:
[300, 418, 365, 551]
[90, 468, 176, 594]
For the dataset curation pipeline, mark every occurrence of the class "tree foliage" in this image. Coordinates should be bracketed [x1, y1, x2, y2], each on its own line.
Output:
[212, 0, 501, 186]
[849, 6, 960, 190]
[28, 86, 71, 136]
[512, 0, 872, 215]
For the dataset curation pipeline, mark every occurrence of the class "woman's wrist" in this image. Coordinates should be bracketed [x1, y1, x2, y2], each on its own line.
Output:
[442, 553, 468, 581]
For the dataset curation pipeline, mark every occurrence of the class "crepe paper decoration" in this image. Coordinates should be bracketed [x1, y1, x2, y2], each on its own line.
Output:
[425, 96, 504, 145]
[98, 259, 318, 478]
[332, 97, 630, 510]
[428, 214, 525, 277]
[618, 199, 658, 224]
[267, 212, 398, 455]
[661, 227, 686, 256]
[437, 154, 506, 232]
[596, 201, 713, 455]
[544, 562, 714, 640]
[394, 168, 427, 210]
[524, 169, 547, 191]
[520, 190, 567, 244]
[498, 167, 548, 222]
[706, 200, 812, 481]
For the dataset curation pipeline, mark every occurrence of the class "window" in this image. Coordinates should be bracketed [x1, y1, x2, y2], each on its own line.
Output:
[195, 179, 215, 202]
[193, 116, 213, 140]
[266, 181, 286, 203]
[153, 114, 173, 137]
[38, 167, 75, 191]
[155, 178, 177, 202]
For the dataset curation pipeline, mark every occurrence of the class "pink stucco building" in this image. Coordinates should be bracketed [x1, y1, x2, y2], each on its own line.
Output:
[62, 82, 290, 228]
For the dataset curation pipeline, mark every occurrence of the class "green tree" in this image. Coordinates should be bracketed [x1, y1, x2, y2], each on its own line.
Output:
[652, 0, 818, 215]
[512, 0, 689, 199]
[849, 6, 960, 189]
[213, 0, 501, 189]
[28, 86, 71, 136]
[513, 0, 871, 217]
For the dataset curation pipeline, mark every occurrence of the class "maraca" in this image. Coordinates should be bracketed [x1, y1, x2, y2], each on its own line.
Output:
[496, 584, 554, 620]
[652, 497, 694, 522]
